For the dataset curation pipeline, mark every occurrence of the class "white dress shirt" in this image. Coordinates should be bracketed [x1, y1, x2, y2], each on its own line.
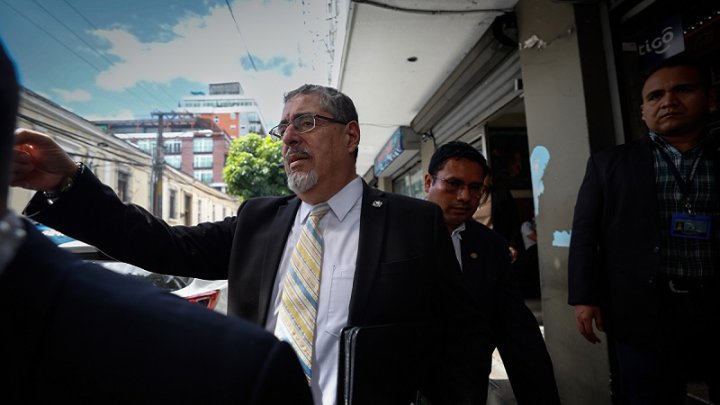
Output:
[267, 177, 362, 405]
[450, 222, 466, 270]
[521, 219, 537, 250]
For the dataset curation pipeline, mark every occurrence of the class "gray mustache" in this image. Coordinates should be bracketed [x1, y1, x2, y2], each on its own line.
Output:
[285, 147, 312, 162]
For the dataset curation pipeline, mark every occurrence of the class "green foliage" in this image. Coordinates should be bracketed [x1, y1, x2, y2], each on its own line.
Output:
[223, 133, 291, 199]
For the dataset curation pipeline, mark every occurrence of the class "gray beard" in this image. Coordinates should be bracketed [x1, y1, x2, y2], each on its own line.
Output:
[287, 169, 319, 194]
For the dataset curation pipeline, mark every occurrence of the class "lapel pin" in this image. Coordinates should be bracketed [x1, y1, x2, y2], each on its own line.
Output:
[470, 252, 478, 259]
[372, 200, 383, 208]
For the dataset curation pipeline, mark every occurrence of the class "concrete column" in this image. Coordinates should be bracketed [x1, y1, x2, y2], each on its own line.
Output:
[419, 137, 436, 175]
[516, 0, 615, 404]
[376, 176, 393, 192]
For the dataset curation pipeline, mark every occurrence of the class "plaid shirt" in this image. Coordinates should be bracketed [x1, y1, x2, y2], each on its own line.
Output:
[650, 132, 718, 279]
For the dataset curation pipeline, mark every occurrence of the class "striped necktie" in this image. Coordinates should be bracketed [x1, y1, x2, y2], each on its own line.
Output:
[277, 202, 331, 383]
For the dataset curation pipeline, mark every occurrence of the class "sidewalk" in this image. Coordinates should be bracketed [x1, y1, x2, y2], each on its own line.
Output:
[486, 299, 543, 405]
[487, 347, 518, 405]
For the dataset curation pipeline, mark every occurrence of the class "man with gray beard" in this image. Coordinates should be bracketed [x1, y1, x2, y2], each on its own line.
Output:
[13, 84, 492, 405]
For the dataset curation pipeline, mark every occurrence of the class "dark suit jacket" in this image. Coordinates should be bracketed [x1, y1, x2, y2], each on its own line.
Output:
[460, 220, 560, 405]
[568, 135, 720, 343]
[0, 219, 313, 404]
[26, 171, 491, 404]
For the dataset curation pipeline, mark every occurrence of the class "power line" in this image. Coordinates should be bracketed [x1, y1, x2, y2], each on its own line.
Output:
[351, 0, 512, 15]
[3, 0, 180, 112]
[66, 153, 152, 168]
[62, 0, 180, 104]
[51, 0, 178, 106]
[32, 0, 111, 66]
[1, 0, 104, 71]
[61, 0, 99, 31]
[0, 0, 159, 112]
[17, 111, 207, 190]
[17, 112, 150, 167]
[225, 0, 257, 72]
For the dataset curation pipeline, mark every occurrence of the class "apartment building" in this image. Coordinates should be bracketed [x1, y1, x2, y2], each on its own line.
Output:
[95, 117, 231, 193]
[178, 82, 267, 138]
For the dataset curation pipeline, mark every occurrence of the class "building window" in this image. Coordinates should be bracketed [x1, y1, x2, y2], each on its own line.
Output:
[193, 137, 213, 153]
[169, 189, 177, 219]
[194, 169, 213, 184]
[137, 139, 156, 154]
[213, 115, 219, 123]
[197, 199, 202, 223]
[248, 112, 259, 123]
[230, 124, 237, 130]
[193, 154, 213, 168]
[164, 139, 181, 154]
[117, 171, 130, 202]
[230, 112, 237, 120]
[164, 155, 182, 169]
[392, 163, 424, 199]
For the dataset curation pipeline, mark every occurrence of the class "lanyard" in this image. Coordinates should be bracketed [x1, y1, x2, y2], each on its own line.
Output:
[655, 146, 704, 214]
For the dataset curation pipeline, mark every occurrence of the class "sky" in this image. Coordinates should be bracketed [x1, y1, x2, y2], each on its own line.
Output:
[0, 0, 345, 128]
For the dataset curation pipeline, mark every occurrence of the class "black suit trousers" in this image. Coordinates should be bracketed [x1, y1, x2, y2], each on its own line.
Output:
[611, 284, 720, 405]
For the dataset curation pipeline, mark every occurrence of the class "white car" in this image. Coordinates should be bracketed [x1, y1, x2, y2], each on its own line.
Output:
[36, 223, 229, 314]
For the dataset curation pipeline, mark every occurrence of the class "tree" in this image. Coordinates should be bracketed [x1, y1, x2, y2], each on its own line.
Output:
[223, 133, 291, 200]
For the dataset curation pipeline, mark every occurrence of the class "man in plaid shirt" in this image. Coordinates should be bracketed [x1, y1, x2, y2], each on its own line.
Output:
[568, 55, 719, 404]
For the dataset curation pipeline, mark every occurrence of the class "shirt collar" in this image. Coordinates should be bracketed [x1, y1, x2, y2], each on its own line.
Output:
[451, 222, 466, 239]
[649, 131, 707, 156]
[297, 176, 363, 223]
[0, 210, 27, 277]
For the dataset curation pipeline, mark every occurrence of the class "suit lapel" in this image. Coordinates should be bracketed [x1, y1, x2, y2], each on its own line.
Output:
[258, 197, 300, 324]
[632, 137, 660, 221]
[348, 183, 387, 325]
[459, 223, 487, 290]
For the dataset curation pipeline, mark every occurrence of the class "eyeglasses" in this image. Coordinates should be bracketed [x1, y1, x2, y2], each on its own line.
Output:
[269, 113, 349, 140]
[432, 176, 485, 199]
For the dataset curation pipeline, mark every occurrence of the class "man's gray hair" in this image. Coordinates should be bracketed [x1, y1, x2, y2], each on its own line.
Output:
[284, 84, 358, 124]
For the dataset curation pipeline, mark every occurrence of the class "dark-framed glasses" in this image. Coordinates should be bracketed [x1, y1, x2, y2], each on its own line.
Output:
[433, 176, 485, 199]
[269, 113, 349, 140]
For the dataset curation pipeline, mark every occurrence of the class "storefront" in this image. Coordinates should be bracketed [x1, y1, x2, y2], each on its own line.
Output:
[371, 12, 531, 208]
[369, 126, 423, 198]
[609, 0, 719, 141]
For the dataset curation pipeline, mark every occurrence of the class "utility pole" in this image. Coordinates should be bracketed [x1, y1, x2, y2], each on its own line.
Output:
[150, 111, 193, 217]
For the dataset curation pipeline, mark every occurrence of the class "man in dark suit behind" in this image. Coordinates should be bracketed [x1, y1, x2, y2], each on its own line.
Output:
[11, 78, 491, 402]
[569, 56, 719, 403]
[425, 141, 561, 405]
[0, 42, 312, 404]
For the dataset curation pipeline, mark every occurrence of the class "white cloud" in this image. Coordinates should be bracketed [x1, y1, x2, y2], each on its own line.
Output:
[91, 0, 335, 124]
[52, 88, 92, 102]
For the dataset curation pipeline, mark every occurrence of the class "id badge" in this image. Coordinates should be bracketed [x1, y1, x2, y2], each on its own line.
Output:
[670, 213, 712, 240]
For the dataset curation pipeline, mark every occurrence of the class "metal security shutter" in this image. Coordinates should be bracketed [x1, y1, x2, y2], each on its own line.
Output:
[431, 51, 522, 145]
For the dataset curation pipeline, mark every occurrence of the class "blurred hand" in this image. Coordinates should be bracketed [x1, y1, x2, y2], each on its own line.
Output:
[12, 129, 78, 192]
[509, 246, 519, 263]
[575, 304, 604, 344]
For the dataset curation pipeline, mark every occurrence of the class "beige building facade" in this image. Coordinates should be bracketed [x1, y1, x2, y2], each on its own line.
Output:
[10, 88, 238, 227]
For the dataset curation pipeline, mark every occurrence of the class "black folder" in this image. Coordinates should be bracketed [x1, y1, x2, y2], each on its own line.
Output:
[338, 321, 440, 405]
